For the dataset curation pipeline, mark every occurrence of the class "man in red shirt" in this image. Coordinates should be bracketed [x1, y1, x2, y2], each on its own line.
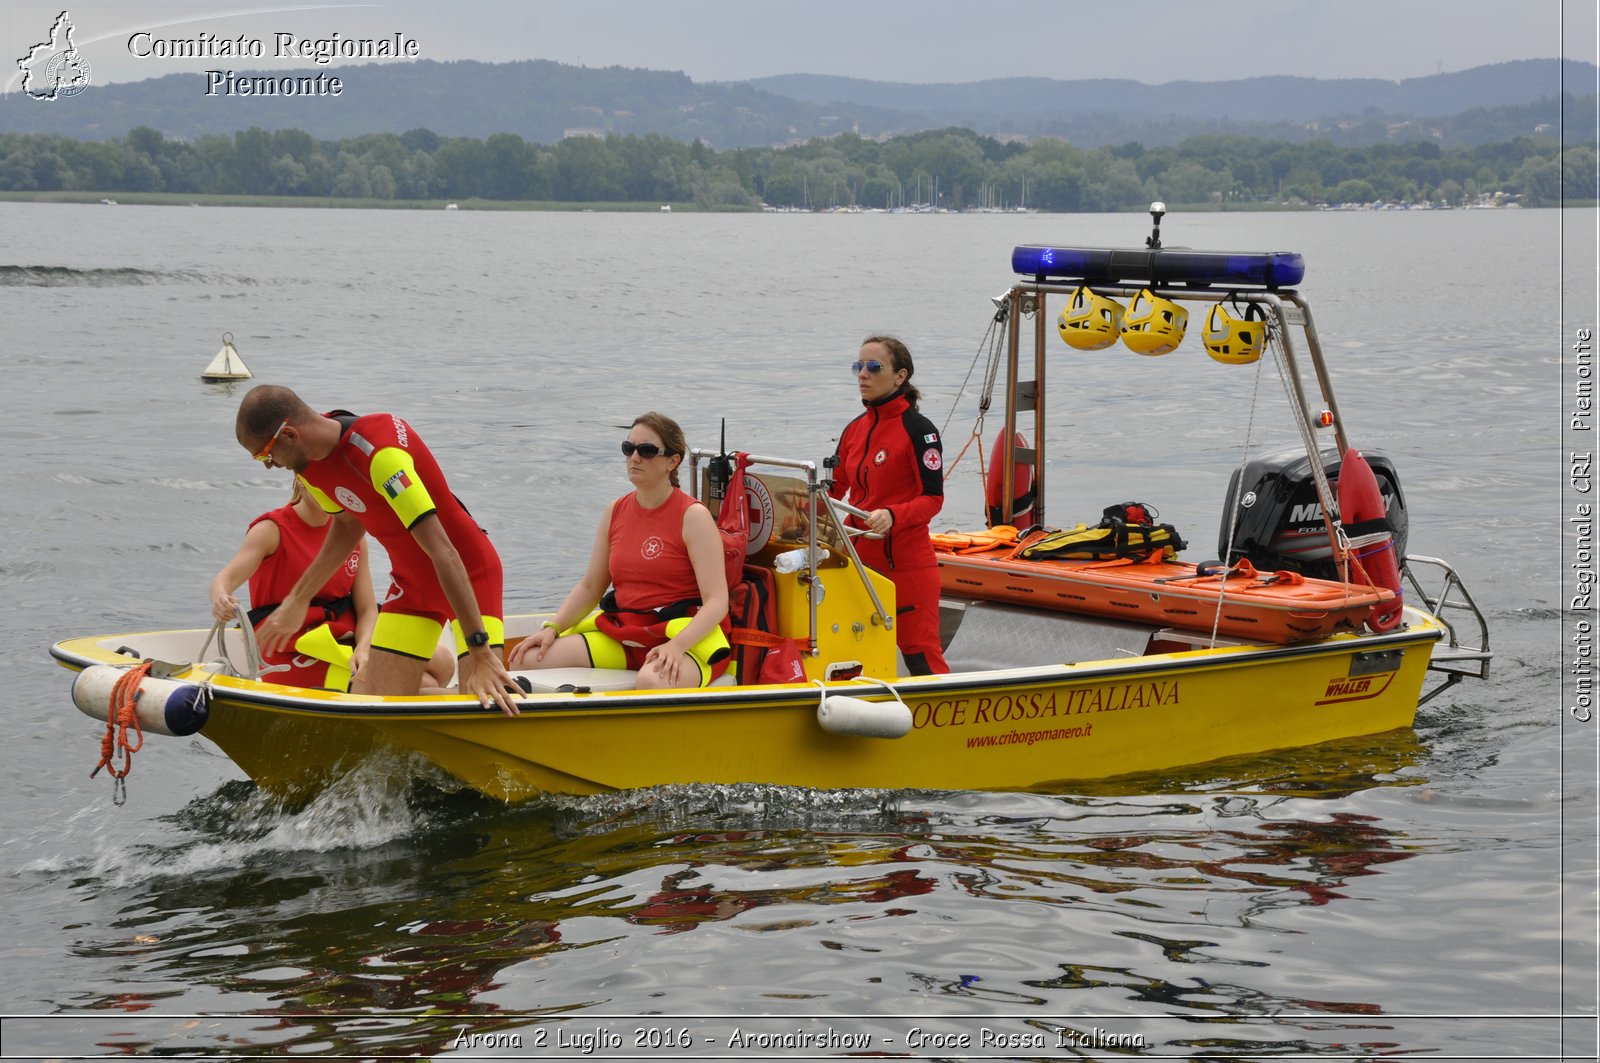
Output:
[236, 385, 520, 715]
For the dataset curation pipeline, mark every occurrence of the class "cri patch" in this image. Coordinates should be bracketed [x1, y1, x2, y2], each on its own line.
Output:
[334, 486, 367, 513]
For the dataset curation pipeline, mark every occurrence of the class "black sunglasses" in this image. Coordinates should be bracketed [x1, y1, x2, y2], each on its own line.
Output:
[621, 440, 673, 458]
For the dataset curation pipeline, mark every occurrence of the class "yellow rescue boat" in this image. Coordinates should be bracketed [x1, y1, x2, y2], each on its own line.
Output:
[52, 212, 1490, 804]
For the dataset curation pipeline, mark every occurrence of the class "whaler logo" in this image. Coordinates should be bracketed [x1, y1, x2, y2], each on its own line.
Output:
[1317, 672, 1396, 705]
[17, 10, 93, 100]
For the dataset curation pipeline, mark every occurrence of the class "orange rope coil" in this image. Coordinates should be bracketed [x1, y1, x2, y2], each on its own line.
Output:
[91, 661, 151, 799]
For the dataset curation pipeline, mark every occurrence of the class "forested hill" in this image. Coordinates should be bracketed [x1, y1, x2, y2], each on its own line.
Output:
[742, 59, 1594, 125]
[2, 60, 898, 145]
[0, 57, 1592, 149]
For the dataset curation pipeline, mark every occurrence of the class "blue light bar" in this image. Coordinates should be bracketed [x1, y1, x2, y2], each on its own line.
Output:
[1011, 245, 1305, 289]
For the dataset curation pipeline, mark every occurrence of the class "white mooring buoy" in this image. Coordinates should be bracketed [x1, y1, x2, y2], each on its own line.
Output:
[201, 332, 252, 382]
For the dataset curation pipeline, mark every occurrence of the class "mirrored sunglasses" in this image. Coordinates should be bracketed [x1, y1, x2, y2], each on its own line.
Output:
[851, 359, 886, 374]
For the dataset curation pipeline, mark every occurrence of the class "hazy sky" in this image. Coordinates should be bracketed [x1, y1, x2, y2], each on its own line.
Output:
[4, 0, 1597, 92]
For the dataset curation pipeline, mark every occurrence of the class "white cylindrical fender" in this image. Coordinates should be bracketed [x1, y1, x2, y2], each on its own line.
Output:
[817, 694, 912, 739]
[72, 665, 209, 737]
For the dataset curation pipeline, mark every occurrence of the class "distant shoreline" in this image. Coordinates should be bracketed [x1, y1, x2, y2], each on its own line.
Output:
[0, 191, 727, 211]
[2, 191, 1584, 212]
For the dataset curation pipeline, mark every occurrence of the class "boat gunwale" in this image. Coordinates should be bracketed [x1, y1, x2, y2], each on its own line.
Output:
[50, 611, 1444, 719]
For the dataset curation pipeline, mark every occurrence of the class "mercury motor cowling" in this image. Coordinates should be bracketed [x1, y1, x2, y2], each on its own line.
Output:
[1218, 446, 1408, 580]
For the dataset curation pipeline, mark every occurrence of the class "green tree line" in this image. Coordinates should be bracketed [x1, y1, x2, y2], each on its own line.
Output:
[1, 124, 1592, 208]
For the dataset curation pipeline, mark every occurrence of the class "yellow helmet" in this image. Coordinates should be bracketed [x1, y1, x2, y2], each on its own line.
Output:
[1057, 286, 1124, 351]
[1120, 288, 1188, 356]
[1202, 300, 1267, 365]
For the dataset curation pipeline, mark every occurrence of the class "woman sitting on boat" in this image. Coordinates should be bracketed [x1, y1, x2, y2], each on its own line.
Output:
[507, 413, 731, 689]
[828, 335, 949, 675]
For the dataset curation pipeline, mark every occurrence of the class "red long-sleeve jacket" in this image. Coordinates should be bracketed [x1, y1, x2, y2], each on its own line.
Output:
[828, 389, 944, 571]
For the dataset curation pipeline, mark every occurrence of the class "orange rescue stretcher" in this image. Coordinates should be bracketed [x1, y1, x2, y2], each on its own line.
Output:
[933, 528, 1394, 645]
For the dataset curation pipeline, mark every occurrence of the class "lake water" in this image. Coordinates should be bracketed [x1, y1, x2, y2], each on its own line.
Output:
[1, 202, 1595, 1058]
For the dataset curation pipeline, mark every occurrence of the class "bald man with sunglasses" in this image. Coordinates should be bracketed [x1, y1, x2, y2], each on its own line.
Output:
[236, 384, 521, 715]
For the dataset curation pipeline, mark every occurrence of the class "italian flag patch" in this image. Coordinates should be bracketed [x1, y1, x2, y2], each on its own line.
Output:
[382, 469, 413, 498]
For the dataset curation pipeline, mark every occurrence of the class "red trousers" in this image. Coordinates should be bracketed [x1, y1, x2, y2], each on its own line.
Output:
[884, 565, 948, 675]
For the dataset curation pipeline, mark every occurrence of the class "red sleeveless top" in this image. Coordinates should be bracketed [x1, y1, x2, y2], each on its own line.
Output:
[607, 489, 704, 611]
[248, 503, 361, 644]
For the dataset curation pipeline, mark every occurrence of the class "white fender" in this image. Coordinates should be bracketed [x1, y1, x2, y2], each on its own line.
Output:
[72, 665, 209, 737]
[817, 694, 912, 739]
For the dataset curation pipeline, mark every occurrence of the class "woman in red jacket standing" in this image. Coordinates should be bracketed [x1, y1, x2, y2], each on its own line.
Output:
[828, 335, 948, 674]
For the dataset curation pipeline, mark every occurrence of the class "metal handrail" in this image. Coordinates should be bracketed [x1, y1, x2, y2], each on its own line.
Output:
[1004, 281, 1349, 559]
[816, 494, 895, 632]
[823, 496, 887, 540]
[688, 449, 896, 656]
[999, 274, 1491, 700]
[1402, 554, 1491, 705]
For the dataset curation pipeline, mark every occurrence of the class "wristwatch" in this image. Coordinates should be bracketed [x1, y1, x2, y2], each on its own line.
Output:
[465, 630, 490, 648]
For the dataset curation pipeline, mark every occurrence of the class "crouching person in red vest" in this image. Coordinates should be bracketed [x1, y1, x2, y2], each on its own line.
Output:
[210, 479, 455, 691]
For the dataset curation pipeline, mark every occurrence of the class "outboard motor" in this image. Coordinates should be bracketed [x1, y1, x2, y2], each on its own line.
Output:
[1219, 446, 1407, 580]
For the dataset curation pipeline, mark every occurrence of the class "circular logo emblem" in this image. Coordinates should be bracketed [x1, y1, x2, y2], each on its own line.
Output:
[334, 486, 367, 513]
[873, 449, 888, 466]
[641, 535, 665, 561]
[923, 449, 942, 471]
[743, 476, 775, 553]
[45, 51, 92, 97]
[1241, 491, 1257, 509]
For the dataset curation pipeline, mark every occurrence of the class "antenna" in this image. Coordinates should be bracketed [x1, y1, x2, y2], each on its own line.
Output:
[708, 418, 731, 502]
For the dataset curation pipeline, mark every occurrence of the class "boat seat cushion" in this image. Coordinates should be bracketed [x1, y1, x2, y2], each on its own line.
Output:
[509, 667, 736, 693]
[511, 667, 641, 693]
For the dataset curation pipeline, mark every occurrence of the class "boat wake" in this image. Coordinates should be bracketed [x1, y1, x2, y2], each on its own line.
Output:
[0, 264, 257, 287]
[24, 752, 468, 887]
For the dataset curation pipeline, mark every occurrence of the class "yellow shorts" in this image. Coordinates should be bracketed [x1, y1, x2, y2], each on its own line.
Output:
[574, 615, 730, 687]
[372, 612, 504, 660]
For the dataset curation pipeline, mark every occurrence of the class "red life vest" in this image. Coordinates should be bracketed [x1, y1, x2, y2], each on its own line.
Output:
[246, 503, 360, 686]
